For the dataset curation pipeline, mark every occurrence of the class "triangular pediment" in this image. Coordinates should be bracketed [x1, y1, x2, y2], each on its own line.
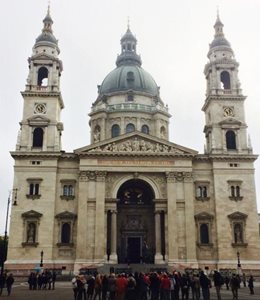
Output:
[194, 212, 214, 220]
[228, 211, 248, 220]
[21, 210, 42, 219]
[31, 53, 57, 61]
[55, 211, 77, 220]
[74, 131, 197, 156]
[219, 118, 242, 126]
[27, 115, 50, 126]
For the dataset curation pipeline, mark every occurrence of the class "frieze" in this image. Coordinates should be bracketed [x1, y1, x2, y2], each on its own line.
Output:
[89, 137, 186, 154]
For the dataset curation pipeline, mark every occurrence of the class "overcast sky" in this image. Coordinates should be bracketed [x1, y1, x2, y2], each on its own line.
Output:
[0, 0, 260, 235]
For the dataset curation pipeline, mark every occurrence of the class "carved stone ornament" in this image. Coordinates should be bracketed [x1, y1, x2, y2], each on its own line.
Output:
[89, 137, 186, 154]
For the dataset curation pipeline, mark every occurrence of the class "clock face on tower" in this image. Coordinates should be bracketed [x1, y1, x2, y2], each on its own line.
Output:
[223, 106, 234, 117]
[34, 103, 46, 114]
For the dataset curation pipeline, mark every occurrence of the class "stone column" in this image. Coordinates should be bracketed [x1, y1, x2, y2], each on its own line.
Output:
[184, 172, 197, 265]
[75, 171, 88, 262]
[94, 171, 106, 262]
[154, 210, 163, 263]
[166, 172, 178, 264]
[110, 210, 118, 263]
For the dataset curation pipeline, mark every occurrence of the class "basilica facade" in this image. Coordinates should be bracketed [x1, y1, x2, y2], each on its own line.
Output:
[6, 9, 260, 273]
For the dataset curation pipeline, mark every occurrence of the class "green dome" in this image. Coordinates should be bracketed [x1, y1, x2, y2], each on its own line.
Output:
[99, 65, 159, 97]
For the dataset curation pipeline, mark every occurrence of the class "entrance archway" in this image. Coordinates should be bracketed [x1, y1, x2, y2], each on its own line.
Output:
[116, 179, 155, 263]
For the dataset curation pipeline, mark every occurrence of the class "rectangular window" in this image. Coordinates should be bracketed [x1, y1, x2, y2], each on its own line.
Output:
[26, 178, 42, 199]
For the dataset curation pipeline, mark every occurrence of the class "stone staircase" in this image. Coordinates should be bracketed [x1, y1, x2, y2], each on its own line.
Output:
[98, 263, 168, 274]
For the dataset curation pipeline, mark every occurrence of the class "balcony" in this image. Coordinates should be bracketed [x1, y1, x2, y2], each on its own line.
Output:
[91, 102, 169, 114]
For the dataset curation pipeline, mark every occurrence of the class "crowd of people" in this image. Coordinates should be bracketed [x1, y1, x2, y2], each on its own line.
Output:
[27, 269, 57, 290]
[70, 269, 255, 300]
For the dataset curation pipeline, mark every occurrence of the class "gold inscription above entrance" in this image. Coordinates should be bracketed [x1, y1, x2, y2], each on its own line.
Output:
[98, 159, 173, 166]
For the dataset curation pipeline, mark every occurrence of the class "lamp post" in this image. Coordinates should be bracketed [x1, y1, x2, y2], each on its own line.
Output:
[237, 251, 241, 268]
[40, 250, 44, 268]
[0, 192, 11, 280]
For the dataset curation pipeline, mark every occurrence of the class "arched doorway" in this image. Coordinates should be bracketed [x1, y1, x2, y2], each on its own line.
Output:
[116, 179, 155, 263]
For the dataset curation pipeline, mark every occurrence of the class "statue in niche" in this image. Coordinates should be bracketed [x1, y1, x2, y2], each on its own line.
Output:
[234, 223, 243, 243]
[93, 127, 100, 142]
[27, 223, 36, 243]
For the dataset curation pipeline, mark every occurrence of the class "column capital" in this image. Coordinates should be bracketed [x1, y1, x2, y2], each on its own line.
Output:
[96, 171, 107, 182]
[79, 171, 88, 182]
[165, 172, 176, 183]
[111, 210, 117, 215]
[183, 172, 193, 183]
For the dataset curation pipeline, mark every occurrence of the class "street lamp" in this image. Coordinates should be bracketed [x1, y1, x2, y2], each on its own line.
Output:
[0, 192, 11, 279]
[237, 251, 241, 268]
[40, 250, 44, 268]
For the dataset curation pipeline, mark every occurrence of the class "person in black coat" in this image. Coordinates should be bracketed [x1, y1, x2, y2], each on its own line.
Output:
[248, 275, 254, 295]
[199, 271, 211, 300]
[6, 273, 14, 296]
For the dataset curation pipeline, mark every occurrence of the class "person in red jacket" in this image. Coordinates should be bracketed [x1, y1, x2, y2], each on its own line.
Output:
[160, 274, 171, 300]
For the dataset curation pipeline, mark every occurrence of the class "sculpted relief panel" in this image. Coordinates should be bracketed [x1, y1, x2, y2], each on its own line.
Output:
[89, 137, 186, 154]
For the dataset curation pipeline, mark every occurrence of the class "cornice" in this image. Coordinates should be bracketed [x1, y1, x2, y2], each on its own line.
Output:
[76, 151, 195, 159]
[21, 91, 64, 109]
[194, 153, 258, 162]
[202, 94, 246, 111]
[10, 151, 77, 160]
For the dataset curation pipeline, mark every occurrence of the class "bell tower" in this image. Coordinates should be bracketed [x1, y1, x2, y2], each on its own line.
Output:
[16, 6, 64, 152]
[202, 13, 251, 155]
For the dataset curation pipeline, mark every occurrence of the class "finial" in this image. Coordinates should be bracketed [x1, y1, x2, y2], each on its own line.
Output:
[127, 16, 130, 30]
[217, 6, 220, 20]
[48, 0, 51, 15]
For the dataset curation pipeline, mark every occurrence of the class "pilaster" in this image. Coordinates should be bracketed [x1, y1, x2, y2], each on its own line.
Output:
[166, 172, 178, 263]
[94, 171, 107, 262]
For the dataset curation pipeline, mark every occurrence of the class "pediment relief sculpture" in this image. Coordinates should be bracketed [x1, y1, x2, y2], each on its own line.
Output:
[88, 137, 187, 154]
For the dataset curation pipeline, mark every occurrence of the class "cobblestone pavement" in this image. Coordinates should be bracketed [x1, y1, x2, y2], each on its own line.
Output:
[0, 282, 259, 300]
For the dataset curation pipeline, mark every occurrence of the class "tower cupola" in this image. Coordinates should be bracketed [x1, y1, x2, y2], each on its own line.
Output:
[34, 5, 59, 53]
[116, 26, 142, 67]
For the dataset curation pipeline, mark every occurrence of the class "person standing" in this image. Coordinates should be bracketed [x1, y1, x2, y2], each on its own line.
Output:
[0, 271, 7, 295]
[52, 271, 57, 290]
[248, 275, 254, 295]
[199, 270, 211, 300]
[213, 270, 223, 300]
[6, 273, 14, 296]
[230, 274, 239, 300]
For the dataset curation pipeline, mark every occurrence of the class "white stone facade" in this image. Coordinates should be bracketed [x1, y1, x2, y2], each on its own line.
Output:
[6, 11, 260, 274]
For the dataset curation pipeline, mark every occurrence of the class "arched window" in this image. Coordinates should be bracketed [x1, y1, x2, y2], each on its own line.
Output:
[220, 71, 231, 89]
[226, 130, 236, 150]
[112, 124, 120, 138]
[200, 223, 209, 244]
[141, 125, 149, 134]
[37, 67, 48, 86]
[126, 123, 135, 133]
[33, 128, 44, 147]
[61, 223, 71, 244]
